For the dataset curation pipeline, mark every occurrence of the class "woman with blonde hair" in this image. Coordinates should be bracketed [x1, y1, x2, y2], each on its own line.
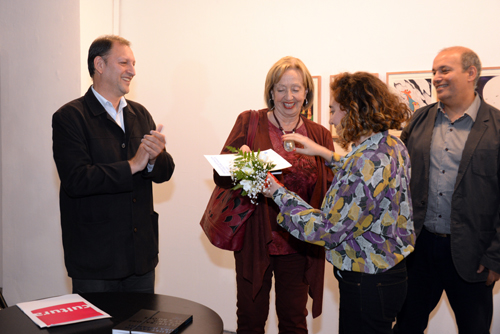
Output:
[215, 57, 334, 333]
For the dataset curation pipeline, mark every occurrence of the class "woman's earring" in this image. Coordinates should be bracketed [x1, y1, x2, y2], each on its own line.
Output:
[269, 98, 274, 108]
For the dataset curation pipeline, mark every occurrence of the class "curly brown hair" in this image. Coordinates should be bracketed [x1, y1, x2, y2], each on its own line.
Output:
[331, 72, 411, 150]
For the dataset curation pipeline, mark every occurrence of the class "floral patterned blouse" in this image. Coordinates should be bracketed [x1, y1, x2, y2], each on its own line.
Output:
[272, 131, 415, 273]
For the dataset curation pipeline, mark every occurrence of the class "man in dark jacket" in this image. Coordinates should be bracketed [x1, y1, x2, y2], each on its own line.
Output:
[52, 35, 175, 293]
[394, 46, 500, 334]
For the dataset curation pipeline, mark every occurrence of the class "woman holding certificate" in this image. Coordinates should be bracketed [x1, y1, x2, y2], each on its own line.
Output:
[263, 72, 415, 334]
[214, 56, 334, 334]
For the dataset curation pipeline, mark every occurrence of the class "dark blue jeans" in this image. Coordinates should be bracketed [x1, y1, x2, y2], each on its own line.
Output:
[72, 270, 155, 294]
[394, 228, 493, 334]
[334, 259, 407, 334]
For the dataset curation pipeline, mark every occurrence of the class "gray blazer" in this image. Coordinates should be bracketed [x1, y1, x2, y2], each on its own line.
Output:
[401, 98, 500, 282]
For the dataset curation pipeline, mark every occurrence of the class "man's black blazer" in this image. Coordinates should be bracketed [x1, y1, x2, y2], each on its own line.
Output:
[52, 87, 175, 280]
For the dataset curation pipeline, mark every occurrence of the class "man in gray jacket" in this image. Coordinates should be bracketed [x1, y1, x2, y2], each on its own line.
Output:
[394, 46, 500, 334]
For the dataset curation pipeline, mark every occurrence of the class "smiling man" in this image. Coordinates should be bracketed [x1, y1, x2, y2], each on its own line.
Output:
[52, 35, 175, 293]
[394, 46, 500, 334]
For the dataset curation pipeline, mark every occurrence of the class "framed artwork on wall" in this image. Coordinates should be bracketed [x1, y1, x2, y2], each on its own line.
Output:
[301, 76, 321, 123]
[386, 71, 436, 113]
[477, 67, 500, 109]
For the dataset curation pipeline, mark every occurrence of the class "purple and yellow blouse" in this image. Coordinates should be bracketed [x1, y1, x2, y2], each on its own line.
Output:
[272, 131, 415, 274]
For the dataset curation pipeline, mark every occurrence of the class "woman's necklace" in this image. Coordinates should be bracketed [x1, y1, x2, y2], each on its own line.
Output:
[273, 111, 301, 152]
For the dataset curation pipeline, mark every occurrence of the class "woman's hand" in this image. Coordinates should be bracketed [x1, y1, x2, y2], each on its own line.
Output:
[282, 133, 335, 161]
[239, 145, 251, 153]
[262, 172, 284, 198]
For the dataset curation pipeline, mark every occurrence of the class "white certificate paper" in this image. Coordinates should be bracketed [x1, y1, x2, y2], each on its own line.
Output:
[17, 294, 111, 328]
[204, 149, 292, 177]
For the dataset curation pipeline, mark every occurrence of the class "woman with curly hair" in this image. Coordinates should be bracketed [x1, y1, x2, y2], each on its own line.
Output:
[263, 72, 416, 334]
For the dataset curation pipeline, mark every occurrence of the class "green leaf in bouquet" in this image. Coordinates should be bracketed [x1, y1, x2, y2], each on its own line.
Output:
[227, 146, 238, 154]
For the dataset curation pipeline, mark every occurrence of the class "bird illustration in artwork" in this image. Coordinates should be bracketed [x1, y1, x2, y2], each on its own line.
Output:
[402, 89, 420, 112]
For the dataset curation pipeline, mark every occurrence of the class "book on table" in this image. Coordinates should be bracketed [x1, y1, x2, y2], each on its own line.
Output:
[16, 294, 111, 328]
[113, 309, 193, 334]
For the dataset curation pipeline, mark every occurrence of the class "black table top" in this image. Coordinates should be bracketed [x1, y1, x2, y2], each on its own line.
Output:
[0, 292, 224, 334]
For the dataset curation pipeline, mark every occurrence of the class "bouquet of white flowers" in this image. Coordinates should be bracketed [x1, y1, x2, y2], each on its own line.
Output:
[227, 146, 277, 204]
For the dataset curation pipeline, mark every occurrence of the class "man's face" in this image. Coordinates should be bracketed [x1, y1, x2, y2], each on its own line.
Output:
[98, 42, 136, 100]
[432, 50, 474, 105]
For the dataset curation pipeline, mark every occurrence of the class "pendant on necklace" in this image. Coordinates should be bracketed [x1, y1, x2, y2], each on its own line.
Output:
[283, 139, 295, 152]
[272, 111, 301, 153]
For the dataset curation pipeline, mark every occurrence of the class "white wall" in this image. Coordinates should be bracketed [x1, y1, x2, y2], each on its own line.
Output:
[0, 0, 80, 302]
[2, 1, 500, 333]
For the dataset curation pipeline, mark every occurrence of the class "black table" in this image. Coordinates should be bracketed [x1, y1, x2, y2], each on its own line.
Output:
[0, 293, 224, 334]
